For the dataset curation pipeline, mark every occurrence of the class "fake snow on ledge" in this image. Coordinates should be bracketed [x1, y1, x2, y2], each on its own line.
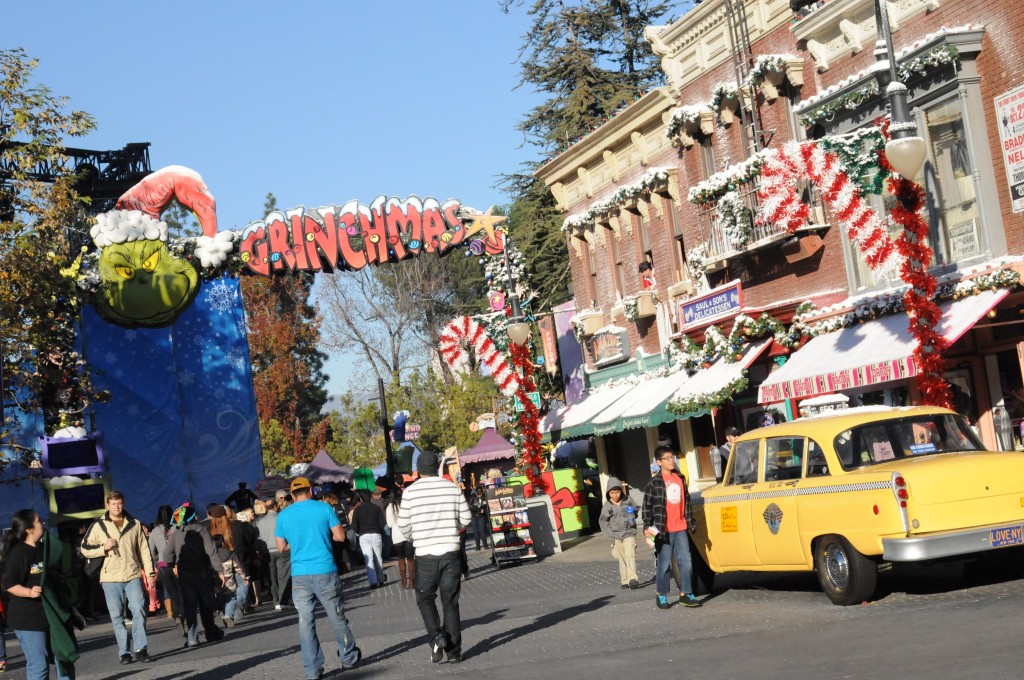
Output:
[794, 25, 981, 114]
[561, 166, 673, 232]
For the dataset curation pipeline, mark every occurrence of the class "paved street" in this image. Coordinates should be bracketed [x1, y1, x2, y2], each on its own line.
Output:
[5, 538, 1024, 679]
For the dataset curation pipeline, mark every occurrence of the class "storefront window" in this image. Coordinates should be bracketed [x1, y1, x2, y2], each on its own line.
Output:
[845, 95, 983, 291]
[922, 97, 982, 265]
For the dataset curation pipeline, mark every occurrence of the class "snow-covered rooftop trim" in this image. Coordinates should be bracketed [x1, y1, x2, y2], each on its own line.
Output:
[794, 25, 980, 114]
[561, 166, 673, 233]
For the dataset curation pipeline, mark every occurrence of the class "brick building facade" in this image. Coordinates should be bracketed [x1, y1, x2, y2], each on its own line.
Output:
[537, 0, 1024, 495]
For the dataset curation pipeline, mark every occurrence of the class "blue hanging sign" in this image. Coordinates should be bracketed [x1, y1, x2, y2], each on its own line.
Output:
[680, 280, 743, 330]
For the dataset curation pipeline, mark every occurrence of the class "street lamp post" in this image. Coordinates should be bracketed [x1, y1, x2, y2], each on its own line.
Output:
[873, 0, 927, 180]
[503, 245, 532, 346]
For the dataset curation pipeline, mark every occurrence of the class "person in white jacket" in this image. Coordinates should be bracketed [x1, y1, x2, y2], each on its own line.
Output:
[397, 451, 471, 665]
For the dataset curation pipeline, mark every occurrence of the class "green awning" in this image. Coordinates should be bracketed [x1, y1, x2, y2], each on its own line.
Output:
[540, 382, 637, 442]
[590, 369, 705, 436]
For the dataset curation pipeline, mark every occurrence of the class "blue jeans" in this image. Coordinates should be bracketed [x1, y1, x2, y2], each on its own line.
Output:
[414, 551, 462, 657]
[224, 574, 249, 621]
[13, 629, 73, 680]
[101, 579, 148, 656]
[655, 530, 694, 596]
[292, 572, 359, 679]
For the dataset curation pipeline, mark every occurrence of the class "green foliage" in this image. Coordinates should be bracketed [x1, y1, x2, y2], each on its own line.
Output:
[506, 176, 571, 309]
[260, 418, 294, 475]
[498, 1, 674, 317]
[325, 369, 500, 468]
[160, 197, 203, 240]
[1, 49, 100, 454]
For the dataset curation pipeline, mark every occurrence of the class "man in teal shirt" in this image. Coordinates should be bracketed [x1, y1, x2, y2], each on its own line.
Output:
[276, 477, 361, 679]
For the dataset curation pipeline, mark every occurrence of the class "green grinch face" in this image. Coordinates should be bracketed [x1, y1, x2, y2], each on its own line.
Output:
[94, 240, 199, 328]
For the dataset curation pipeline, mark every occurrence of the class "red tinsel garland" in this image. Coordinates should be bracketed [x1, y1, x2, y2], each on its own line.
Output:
[509, 341, 547, 494]
[758, 140, 901, 275]
[885, 167, 953, 409]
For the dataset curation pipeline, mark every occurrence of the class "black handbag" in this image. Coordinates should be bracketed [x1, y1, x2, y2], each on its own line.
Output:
[83, 520, 111, 579]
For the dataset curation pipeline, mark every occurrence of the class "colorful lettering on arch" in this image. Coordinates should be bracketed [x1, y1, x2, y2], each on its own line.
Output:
[238, 195, 476, 276]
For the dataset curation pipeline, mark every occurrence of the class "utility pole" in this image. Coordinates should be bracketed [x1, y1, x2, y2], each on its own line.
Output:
[377, 377, 395, 492]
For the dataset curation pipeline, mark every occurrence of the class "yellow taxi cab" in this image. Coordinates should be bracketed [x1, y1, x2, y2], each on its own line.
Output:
[691, 405, 1024, 605]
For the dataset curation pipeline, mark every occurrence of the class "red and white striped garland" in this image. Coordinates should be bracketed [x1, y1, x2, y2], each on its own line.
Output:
[758, 140, 902, 278]
[438, 316, 520, 396]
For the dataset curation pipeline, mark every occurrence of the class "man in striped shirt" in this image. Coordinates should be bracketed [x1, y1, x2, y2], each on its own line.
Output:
[397, 450, 472, 664]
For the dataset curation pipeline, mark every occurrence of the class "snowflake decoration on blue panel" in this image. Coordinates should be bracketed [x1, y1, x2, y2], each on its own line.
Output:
[205, 278, 238, 315]
[104, 351, 118, 365]
[178, 369, 195, 387]
[227, 349, 248, 372]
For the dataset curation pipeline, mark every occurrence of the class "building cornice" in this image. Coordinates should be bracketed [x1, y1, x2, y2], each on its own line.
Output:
[534, 87, 673, 186]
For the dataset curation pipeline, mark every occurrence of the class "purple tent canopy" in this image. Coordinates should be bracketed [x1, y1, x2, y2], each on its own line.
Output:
[305, 449, 354, 484]
[459, 429, 516, 464]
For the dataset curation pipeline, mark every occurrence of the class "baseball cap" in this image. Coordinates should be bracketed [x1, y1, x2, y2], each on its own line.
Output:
[290, 476, 311, 493]
[274, 489, 289, 500]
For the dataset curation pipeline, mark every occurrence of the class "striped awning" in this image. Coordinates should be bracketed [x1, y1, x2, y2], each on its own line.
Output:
[758, 289, 1008, 403]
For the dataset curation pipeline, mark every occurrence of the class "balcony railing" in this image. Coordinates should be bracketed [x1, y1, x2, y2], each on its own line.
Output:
[695, 178, 825, 270]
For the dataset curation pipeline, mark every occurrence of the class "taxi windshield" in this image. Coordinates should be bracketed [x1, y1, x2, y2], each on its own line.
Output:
[833, 413, 985, 470]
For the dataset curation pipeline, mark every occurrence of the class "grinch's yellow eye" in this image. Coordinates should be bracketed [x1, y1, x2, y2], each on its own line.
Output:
[142, 250, 160, 272]
[115, 266, 135, 280]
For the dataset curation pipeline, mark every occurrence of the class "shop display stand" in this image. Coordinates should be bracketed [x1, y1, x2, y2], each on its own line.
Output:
[485, 485, 537, 567]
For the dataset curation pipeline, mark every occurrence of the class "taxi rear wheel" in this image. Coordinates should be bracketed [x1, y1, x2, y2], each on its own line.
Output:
[814, 534, 877, 606]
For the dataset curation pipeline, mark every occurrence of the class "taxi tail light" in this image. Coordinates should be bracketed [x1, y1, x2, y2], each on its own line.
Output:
[891, 471, 910, 532]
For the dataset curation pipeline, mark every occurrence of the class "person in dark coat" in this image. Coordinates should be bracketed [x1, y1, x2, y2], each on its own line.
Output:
[162, 504, 226, 649]
[350, 491, 388, 588]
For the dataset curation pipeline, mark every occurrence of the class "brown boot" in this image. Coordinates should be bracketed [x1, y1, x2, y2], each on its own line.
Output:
[404, 559, 415, 589]
[398, 558, 407, 588]
[164, 599, 173, 619]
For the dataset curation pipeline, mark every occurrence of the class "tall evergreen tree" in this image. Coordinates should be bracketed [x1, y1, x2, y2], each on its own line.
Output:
[240, 193, 329, 469]
[500, 1, 673, 309]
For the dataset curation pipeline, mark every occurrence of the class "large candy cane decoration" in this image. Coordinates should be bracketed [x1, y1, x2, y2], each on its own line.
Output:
[758, 139, 902, 278]
[439, 316, 520, 396]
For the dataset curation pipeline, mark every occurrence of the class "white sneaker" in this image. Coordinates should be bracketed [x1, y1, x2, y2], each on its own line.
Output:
[274, 605, 282, 611]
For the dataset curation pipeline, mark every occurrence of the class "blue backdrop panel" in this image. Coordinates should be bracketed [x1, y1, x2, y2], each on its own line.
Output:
[82, 277, 262, 522]
[1, 387, 47, 519]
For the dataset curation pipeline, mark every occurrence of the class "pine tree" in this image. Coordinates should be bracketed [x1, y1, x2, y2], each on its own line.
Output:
[239, 193, 329, 470]
[500, 1, 673, 308]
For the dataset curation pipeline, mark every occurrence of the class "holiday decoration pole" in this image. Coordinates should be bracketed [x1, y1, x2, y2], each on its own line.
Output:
[377, 377, 395, 491]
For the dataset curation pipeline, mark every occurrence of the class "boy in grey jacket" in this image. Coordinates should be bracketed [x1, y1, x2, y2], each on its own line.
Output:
[598, 477, 639, 589]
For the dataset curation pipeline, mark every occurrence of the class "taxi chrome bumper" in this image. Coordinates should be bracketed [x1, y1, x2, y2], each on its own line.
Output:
[882, 522, 1024, 561]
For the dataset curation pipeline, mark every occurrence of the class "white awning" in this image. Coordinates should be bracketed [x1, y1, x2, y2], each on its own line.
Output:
[540, 381, 636, 439]
[672, 338, 771, 405]
[589, 369, 695, 436]
[758, 288, 1009, 403]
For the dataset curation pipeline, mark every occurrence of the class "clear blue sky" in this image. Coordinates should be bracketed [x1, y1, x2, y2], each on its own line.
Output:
[7, 1, 545, 395]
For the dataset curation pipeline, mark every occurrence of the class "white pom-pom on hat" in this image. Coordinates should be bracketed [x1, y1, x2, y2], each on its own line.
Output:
[193, 231, 236, 269]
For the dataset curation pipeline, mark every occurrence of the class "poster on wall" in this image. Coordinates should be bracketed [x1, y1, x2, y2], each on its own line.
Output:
[995, 83, 1024, 213]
